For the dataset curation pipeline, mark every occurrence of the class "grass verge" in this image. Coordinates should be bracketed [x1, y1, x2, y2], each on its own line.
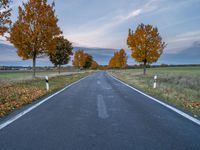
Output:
[0, 72, 92, 118]
[0, 70, 91, 80]
[109, 67, 200, 118]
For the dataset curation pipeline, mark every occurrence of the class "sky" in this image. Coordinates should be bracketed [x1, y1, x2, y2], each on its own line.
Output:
[0, 0, 200, 66]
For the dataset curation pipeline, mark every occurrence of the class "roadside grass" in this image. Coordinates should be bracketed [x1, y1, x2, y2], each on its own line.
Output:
[0, 70, 88, 80]
[0, 72, 32, 80]
[0, 72, 92, 118]
[109, 66, 200, 117]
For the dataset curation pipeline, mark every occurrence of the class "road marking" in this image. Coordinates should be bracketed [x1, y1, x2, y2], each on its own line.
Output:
[97, 95, 109, 119]
[108, 73, 200, 126]
[0, 75, 90, 130]
[97, 80, 101, 84]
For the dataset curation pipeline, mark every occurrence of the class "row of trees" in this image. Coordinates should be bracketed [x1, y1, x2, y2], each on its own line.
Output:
[72, 50, 99, 69]
[1, 0, 74, 77]
[1, 1, 166, 76]
[106, 23, 166, 74]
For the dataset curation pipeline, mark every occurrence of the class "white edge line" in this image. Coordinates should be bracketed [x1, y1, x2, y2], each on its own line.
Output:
[0, 75, 89, 130]
[108, 72, 200, 126]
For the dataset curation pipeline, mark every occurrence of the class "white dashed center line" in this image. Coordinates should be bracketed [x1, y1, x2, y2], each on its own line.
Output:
[97, 95, 109, 119]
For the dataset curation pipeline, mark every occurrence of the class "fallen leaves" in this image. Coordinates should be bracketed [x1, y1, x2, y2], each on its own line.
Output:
[0, 82, 46, 117]
[0, 73, 90, 118]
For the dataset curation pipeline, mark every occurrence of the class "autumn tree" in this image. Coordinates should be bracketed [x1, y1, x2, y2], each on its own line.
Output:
[83, 53, 93, 69]
[118, 49, 127, 68]
[108, 53, 116, 69]
[0, 0, 12, 36]
[108, 49, 127, 69]
[99, 65, 108, 70]
[72, 50, 85, 69]
[72, 50, 94, 69]
[50, 36, 73, 74]
[91, 60, 99, 70]
[9, 0, 61, 78]
[127, 23, 166, 75]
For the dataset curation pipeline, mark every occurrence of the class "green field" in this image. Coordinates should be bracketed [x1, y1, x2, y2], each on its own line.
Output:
[0, 71, 34, 80]
[110, 66, 200, 117]
[0, 70, 88, 80]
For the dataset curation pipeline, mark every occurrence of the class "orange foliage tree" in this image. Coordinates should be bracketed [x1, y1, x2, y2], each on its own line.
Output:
[73, 50, 94, 69]
[83, 53, 93, 69]
[127, 23, 166, 75]
[108, 49, 127, 69]
[72, 50, 85, 69]
[9, 0, 61, 77]
[108, 56, 115, 69]
[118, 49, 128, 68]
[0, 0, 12, 36]
[91, 60, 99, 70]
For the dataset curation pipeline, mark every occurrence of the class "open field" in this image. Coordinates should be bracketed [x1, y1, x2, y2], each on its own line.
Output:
[0, 70, 92, 80]
[0, 72, 93, 118]
[110, 66, 200, 117]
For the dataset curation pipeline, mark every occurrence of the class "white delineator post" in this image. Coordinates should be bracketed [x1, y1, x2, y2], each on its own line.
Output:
[45, 76, 49, 91]
[153, 75, 157, 89]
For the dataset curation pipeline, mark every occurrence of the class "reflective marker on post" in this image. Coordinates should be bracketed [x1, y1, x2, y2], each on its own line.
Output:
[153, 75, 157, 89]
[45, 76, 49, 91]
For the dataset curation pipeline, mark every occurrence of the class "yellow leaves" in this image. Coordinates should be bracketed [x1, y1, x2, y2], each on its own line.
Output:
[108, 49, 127, 69]
[73, 50, 94, 69]
[127, 23, 166, 64]
[0, 81, 46, 117]
[183, 99, 200, 110]
[9, 0, 62, 77]
[91, 61, 99, 70]
[73, 50, 85, 68]
[0, 73, 91, 118]
[9, 0, 61, 60]
[0, 0, 12, 36]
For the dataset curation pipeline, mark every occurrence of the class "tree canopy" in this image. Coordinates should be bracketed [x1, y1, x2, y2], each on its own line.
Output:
[72, 50, 85, 69]
[73, 50, 94, 69]
[0, 0, 12, 36]
[108, 49, 128, 69]
[9, 0, 61, 77]
[127, 23, 166, 75]
[83, 53, 93, 69]
[50, 36, 73, 73]
[91, 60, 99, 70]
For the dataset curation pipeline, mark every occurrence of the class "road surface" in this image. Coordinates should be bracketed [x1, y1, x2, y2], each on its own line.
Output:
[0, 71, 200, 150]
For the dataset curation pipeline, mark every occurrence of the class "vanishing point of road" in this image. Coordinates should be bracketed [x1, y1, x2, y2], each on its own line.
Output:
[0, 71, 200, 150]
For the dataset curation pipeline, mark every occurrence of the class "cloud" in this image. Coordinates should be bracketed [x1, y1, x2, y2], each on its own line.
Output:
[2, 0, 200, 54]
[64, 0, 160, 48]
[160, 16, 200, 31]
[109, 0, 160, 23]
[159, 41, 200, 64]
[116, 9, 142, 22]
[165, 31, 200, 54]
[0, 37, 12, 46]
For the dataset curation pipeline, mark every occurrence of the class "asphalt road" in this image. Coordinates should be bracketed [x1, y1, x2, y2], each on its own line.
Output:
[0, 71, 200, 150]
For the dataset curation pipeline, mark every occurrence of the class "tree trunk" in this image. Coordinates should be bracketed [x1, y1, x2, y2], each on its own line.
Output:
[32, 55, 36, 78]
[143, 60, 147, 75]
[58, 65, 61, 74]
